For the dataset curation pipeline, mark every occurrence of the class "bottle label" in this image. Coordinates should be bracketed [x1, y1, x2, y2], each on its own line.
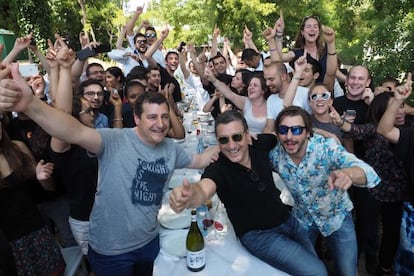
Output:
[187, 249, 205, 269]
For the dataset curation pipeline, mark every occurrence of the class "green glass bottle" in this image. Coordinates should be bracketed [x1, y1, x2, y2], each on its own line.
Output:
[186, 209, 205, 272]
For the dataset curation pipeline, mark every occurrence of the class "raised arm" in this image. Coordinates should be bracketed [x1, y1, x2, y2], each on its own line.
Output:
[145, 27, 169, 60]
[243, 26, 258, 52]
[273, 12, 295, 62]
[283, 51, 307, 107]
[125, 6, 144, 37]
[2, 33, 32, 65]
[263, 27, 282, 62]
[322, 26, 337, 92]
[115, 25, 127, 50]
[179, 48, 190, 80]
[0, 63, 102, 154]
[204, 68, 245, 110]
[377, 73, 412, 143]
[210, 25, 220, 58]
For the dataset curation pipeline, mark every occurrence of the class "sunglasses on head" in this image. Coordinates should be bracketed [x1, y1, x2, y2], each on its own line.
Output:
[145, 33, 156, 38]
[217, 133, 244, 145]
[278, 125, 306, 135]
[309, 91, 331, 101]
[302, 15, 320, 23]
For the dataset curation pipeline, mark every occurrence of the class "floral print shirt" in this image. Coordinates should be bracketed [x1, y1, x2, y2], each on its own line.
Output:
[269, 134, 380, 236]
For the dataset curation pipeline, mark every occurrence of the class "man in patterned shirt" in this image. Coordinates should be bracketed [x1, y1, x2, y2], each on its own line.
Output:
[269, 106, 380, 276]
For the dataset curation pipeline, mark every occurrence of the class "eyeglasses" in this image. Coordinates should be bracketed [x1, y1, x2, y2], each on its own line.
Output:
[309, 91, 331, 101]
[217, 133, 244, 145]
[136, 39, 147, 44]
[250, 171, 265, 192]
[278, 125, 306, 135]
[145, 33, 157, 38]
[84, 91, 105, 98]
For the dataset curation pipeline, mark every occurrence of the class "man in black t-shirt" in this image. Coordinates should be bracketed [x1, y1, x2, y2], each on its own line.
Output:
[169, 111, 327, 276]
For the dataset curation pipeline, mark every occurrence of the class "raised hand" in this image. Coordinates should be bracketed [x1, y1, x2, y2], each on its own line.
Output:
[28, 75, 45, 97]
[0, 63, 34, 112]
[243, 25, 253, 41]
[55, 34, 76, 68]
[263, 27, 276, 41]
[14, 33, 33, 52]
[328, 104, 342, 124]
[322, 25, 335, 43]
[274, 11, 285, 35]
[394, 72, 412, 101]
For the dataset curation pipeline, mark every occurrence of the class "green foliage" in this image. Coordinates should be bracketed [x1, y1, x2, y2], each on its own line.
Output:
[2, 0, 413, 85]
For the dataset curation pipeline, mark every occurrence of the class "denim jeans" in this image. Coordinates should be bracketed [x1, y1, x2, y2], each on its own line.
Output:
[308, 213, 357, 276]
[88, 235, 160, 276]
[240, 215, 327, 276]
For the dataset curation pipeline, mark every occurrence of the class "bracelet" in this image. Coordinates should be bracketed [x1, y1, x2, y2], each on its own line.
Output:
[337, 118, 345, 127]
[328, 52, 337, 56]
[292, 76, 301, 81]
[113, 118, 123, 121]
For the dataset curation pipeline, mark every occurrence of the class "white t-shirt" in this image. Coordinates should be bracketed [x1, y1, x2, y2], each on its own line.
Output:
[267, 86, 311, 120]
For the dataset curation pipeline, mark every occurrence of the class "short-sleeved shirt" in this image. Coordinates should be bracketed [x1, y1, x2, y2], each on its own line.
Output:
[88, 128, 192, 255]
[269, 134, 380, 236]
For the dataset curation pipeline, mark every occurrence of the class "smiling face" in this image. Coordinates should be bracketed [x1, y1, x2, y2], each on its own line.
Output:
[299, 64, 319, 87]
[165, 52, 179, 73]
[276, 115, 310, 162]
[301, 17, 320, 44]
[231, 72, 245, 91]
[134, 102, 170, 145]
[346, 66, 371, 100]
[216, 121, 250, 166]
[264, 64, 282, 94]
[82, 83, 104, 109]
[309, 85, 333, 116]
[212, 56, 227, 75]
[247, 77, 265, 100]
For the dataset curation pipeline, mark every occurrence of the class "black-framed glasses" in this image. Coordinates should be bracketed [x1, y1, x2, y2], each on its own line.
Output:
[84, 91, 105, 98]
[309, 91, 331, 101]
[278, 125, 306, 136]
[136, 39, 147, 44]
[217, 133, 244, 145]
[145, 33, 157, 38]
[250, 171, 265, 192]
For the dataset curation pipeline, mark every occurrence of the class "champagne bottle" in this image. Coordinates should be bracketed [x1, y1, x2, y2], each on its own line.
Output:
[186, 209, 206, 272]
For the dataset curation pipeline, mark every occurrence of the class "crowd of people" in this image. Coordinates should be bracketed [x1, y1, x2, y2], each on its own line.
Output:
[0, 6, 412, 276]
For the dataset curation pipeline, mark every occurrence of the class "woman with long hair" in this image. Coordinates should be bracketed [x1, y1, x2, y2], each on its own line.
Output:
[0, 114, 65, 275]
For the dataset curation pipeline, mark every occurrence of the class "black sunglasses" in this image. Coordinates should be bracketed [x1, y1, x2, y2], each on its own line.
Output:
[136, 39, 147, 44]
[145, 33, 157, 38]
[250, 171, 265, 192]
[278, 125, 306, 136]
[217, 133, 244, 145]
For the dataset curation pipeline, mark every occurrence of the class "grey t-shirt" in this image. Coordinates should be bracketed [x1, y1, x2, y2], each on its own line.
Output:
[89, 128, 192, 255]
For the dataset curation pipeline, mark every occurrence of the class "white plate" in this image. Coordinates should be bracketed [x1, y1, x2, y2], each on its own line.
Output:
[168, 173, 201, 189]
[159, 206, 191, 229]
[161, 229, 187, 258]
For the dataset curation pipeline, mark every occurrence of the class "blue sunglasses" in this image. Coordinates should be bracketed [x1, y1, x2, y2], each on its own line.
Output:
[278, 125, 306, 135]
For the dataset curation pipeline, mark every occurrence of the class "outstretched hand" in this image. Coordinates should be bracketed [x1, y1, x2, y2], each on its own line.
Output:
[0, 63, 34, 112]
[169, 179, 193, 213]
[394, 72, 412, 101]
[328, 170, 352, 190]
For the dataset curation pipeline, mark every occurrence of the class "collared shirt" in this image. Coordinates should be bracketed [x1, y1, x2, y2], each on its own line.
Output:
[94, 112, 108, 129]
[269, 134, 380, 236]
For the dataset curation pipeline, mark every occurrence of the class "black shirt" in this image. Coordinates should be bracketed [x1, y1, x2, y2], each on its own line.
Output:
[202, 134, 290, 238]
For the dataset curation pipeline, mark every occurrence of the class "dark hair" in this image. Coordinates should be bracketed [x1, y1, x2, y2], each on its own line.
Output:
[232, 69, 253, 96]
[79, 79, 104, 95]
[145, 26, 156, 33]
[165, 51, 179, 61]
[0, 120, 34, 186]
[133, 33, 146, 44]
[86, 63, 104, 77]
[126, 66, 149, 83]
[134, 92, 169, 118]
[241, 48, 260, 61]
[209, 53, 226, 64]
[215, 110, 248, 134]
[106, 66, 125, 85]
[249, 74, 271, 99]
[367, 92, 394, 125]
[289, 55, 322, 75]
[125, 81, 146, 98]
[275, 106, 313, 136]
[293, 15, 325, 57]
[382, 76, 400, 91]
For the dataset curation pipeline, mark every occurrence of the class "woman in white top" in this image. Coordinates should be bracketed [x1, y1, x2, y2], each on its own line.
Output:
[205, 69, 269, 134]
